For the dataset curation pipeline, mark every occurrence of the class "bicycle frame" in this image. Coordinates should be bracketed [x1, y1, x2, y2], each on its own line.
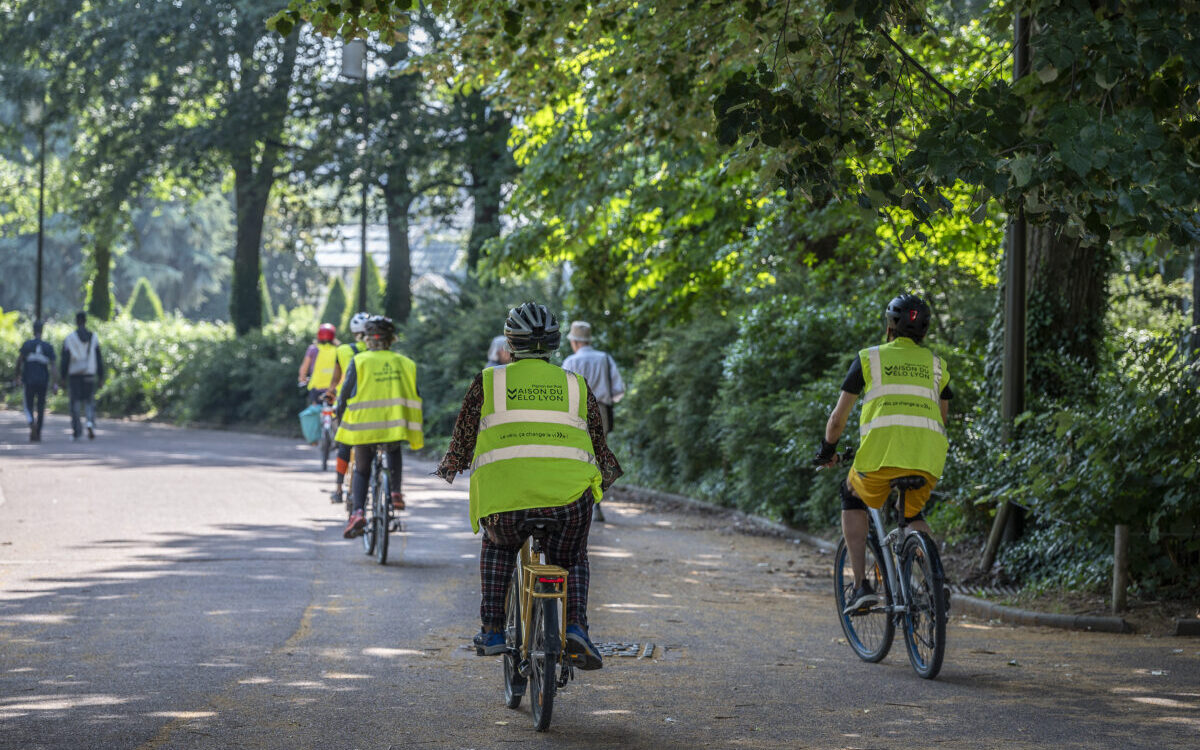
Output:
[867, 502, 913, 621]
[515, 537, 568, 664]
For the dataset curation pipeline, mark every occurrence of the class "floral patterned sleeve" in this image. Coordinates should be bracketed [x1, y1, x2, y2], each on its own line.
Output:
[586, 390, 624, 490]
[435, 374, 484, 483]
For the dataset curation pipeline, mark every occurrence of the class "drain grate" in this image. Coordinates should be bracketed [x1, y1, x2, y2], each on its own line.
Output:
[595, 642, 655, 659]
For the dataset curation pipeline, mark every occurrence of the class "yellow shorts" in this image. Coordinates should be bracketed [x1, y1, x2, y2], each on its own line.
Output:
[846, 466, 937, 519]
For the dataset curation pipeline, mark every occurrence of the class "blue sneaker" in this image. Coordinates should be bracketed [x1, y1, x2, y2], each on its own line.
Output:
[565, 624, 603, 670]
[473, 629, 505, 656]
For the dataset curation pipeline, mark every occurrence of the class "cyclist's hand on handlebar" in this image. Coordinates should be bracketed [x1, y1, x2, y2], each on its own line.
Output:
[813, 439, 839, 468]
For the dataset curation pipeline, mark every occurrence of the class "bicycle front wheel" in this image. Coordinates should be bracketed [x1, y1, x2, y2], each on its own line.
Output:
[900, 531, 947, 679]
[503, 571, 526, 709]
[834, 536, 894, 663]
[374, 469, 389, 565]
[362, 476, 376, 556]
[528, 598, 558, 732]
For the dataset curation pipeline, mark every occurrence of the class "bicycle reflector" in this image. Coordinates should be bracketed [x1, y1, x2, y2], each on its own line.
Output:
[537, 577, 565, 584]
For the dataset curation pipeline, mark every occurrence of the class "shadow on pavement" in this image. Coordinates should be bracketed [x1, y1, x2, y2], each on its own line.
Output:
[0, 410, 323, 474]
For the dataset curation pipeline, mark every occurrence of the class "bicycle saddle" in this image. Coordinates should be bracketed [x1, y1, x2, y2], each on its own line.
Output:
[517, 516, 564, 539]
[890, 476, 927, 491]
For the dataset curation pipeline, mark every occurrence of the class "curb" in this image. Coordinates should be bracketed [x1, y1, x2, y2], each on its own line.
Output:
[613, 483, 1135, 635]
[949, 592, 1132, 634]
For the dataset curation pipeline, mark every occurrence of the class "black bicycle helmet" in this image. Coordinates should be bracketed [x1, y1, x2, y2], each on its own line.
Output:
[504, 302, 560, 359]
[364, 315, 396, 341]
[885, 294, 931, 341]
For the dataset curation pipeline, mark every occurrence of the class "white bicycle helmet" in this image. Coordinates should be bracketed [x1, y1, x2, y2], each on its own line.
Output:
[349, 311, 371, 335]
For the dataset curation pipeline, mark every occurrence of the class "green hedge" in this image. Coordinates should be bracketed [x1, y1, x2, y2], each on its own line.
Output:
[0, 314, 319, 435]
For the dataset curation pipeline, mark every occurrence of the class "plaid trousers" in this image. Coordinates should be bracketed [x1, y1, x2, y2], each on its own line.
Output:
[479, 491, 594, 630]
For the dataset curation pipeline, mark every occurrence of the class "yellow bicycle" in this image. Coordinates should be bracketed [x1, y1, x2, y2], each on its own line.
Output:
[499, 516, 573, 732]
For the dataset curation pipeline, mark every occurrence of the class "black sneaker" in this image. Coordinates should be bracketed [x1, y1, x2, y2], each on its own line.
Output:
[86, 423, 95, 440]
[843, 581, 880, 615]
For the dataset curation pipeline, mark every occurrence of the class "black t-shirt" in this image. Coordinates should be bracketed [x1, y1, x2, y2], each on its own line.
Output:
[841, 357, 953, 400]
[19, 339, 55, 387]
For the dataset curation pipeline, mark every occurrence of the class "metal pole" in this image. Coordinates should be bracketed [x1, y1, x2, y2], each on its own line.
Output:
[36, 121, 45, 322]
[979, 12, 1030, 573]
[358, 43, 370, 315]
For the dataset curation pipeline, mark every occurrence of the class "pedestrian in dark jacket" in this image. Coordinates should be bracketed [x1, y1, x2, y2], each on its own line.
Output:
[16, 320, 56, 442]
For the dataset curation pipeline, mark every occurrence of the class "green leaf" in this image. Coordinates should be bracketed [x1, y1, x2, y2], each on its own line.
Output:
[1037, 65, 1058, 83]
[1009, 156, 1033, 188]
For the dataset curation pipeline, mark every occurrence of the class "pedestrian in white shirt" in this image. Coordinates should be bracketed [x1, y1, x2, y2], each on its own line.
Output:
[562, 321, 625, 523]
[60, 311, 105, 441]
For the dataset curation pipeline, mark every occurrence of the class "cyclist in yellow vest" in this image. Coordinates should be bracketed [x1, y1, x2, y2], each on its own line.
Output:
[435, 302, 623, 671]
[326, 312, 372, 505]
[814, 294, 952, 614]
[298, 323, 339, 406]
[334, 316, 423, 538]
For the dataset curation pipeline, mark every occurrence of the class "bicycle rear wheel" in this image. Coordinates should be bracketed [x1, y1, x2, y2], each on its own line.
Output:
[528, 598, 558, 732]
[503, 571, 526, 709]
[320, 429, 331, 472]
[374, 468, 389, 565]
[900, 531, 947, 679]
[834, 536, 894, 663]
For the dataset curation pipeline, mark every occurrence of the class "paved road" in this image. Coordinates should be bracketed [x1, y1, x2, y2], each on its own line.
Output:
[0, 411, 1196, 749]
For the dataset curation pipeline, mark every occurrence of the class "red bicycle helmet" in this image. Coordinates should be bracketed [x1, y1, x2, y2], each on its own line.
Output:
[317, 323, 336, 342]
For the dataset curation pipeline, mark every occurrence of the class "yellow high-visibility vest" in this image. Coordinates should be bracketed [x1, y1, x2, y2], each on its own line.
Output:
[853, 338, 949, 478]
[334, 350, 423, 448]
[467, 358, 601, 533]
[308, 343, 338, 391]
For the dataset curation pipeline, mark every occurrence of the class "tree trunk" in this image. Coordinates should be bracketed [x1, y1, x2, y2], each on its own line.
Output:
[463, 93, 513, 273]
[226, 31, 299, 335]
[380, 37, 414, 323]
[382, 178, 413, 323]
[86, 216, 117, 321]
[230, 161, 271, 335]
[1025, 224, 1111, 400]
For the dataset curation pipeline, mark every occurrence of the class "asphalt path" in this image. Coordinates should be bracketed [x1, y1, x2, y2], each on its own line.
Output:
[0, 411, 1196, 749]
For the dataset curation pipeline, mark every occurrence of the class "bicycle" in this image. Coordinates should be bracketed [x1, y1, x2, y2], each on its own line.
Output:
[318, 397, 335, 472]
[361, 445, 401, 565]
[830, 447, 948, 679]
[489, 515, 573, 732]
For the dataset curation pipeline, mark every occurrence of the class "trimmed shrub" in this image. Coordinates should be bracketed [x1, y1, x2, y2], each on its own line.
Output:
[127, 277, 166, 321]
[319, 276, 348, 329]
[342, 254, 384, 328]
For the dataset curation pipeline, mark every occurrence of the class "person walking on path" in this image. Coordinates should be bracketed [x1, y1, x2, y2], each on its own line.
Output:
[16, 320, 56, 442]
[561, 320, 625, 522]
[60, 311, 105, 441]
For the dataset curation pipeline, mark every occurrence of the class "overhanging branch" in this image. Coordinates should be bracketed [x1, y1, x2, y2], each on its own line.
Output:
[881, 31, 957, 105]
